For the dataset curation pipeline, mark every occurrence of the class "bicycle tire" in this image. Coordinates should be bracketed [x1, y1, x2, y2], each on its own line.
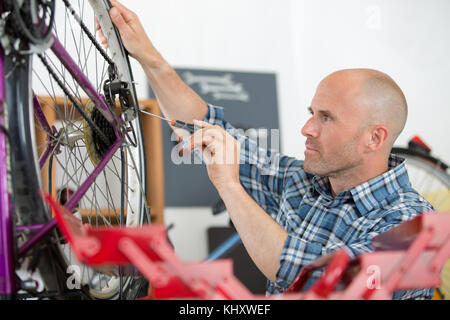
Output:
[5, 55, 77, 299]
[392, 148, 450, 210]
[5, 0, 148, 299]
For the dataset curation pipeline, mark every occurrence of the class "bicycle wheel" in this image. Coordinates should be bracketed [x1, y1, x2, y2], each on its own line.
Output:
[392, 148, 450, 299]
[5, 0, 149, 299]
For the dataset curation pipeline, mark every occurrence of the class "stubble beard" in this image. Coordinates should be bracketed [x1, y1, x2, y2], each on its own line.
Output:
[303, 144, 363, 178]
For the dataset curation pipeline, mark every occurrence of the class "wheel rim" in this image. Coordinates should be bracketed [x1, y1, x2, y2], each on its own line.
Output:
[402, 155, 450, 211]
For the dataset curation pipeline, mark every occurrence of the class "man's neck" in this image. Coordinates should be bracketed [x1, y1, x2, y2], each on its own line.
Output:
[328, 158, 389, 197]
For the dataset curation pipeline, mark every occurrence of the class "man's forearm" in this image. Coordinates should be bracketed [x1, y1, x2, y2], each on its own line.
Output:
[217, 182, 288, 282]
[139, 54, 208, 123]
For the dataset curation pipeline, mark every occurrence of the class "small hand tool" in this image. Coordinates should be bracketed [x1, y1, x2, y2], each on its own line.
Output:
[139, 109, 204, 163]
[139, 109, 196, 134]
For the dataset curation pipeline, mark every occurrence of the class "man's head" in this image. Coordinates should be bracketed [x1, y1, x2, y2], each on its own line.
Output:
[301, 68, 407, 179]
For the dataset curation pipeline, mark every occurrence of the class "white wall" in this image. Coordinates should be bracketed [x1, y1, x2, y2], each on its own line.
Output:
[121, 0, 450, 261]
[288, 0, 450, 161]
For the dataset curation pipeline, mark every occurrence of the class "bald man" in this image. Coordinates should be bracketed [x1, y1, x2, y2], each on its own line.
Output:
[105, 1, 435, 299]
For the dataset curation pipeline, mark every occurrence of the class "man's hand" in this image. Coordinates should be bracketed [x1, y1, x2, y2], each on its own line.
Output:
[97, 0, 162, 66]
[184, 120, 241, 192]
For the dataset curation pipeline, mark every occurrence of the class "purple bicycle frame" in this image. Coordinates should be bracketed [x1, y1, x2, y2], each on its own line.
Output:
[0, 33, 125, 296]
[0, 45, 16, 297]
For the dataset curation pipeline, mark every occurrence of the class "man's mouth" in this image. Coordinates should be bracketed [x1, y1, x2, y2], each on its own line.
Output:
[305, 143, 319, 153]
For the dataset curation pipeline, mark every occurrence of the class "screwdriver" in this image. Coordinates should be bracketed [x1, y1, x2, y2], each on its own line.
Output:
[139, 109, 205, 163]
[139, 109, 197, 134]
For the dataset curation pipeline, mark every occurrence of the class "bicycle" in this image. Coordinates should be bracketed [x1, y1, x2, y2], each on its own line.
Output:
[1, 1, 448, 301]
[1, 0, 150, 299]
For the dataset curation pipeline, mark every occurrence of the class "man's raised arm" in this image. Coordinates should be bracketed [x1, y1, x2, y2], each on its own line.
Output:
[106, 0, 208, 123]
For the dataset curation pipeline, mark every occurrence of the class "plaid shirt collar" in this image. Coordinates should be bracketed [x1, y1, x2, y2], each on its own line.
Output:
[311, 154, 410, 215]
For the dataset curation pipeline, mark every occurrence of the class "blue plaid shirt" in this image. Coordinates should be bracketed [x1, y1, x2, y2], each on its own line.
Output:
[203, 104, 435, 300]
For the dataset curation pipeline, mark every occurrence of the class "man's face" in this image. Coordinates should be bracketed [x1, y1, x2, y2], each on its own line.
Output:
[301, 77, 367, 177]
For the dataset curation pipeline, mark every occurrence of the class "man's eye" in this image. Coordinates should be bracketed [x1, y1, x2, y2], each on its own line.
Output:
[322, 114, 332, 121]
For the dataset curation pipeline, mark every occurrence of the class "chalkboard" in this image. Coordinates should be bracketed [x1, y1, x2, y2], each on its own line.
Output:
[149, 68, 279, 207]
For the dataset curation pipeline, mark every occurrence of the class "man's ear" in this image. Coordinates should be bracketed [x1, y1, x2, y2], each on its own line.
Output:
[366, 125, 389, 152]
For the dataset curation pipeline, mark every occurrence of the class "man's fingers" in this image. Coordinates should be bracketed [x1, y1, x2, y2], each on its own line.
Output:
[180, 123, 233, 162]
[184, 130, 211, 154]
[182, 120, 216, 154]
[109, 6, 134, 37]
[193, 120, 227, 141]
[193, 119, 208, 127]
[109, 7, 124, 26]
[110, 0, 135, 23]
[182, 130, 201, 155]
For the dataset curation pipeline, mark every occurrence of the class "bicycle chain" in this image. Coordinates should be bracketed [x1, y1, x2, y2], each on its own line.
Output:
[37, 53, 112, 147]
[62, 0, 116, 71]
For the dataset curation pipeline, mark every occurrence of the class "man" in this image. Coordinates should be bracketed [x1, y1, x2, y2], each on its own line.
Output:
[104, 0, 435, 299]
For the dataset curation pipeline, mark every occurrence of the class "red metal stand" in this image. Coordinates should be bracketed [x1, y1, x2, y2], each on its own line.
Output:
[43, 193, 449, 300]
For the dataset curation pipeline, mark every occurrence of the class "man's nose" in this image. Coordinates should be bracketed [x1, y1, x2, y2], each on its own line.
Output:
[301, 117, 319, 138]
